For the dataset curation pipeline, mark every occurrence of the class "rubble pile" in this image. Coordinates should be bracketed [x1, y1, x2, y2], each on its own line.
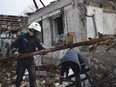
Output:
[0, 35, 116, 87]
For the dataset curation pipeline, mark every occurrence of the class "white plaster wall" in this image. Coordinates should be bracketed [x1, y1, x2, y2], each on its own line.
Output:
[87, 6, 116, 38]
[42, 18, 51, 48]
[64, 3, 86, 43]
[87, 6, 104, 38]
[103, 13, 116, 34]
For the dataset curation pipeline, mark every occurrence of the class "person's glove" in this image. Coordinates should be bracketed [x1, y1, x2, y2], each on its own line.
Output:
[14, 52, 20, 56]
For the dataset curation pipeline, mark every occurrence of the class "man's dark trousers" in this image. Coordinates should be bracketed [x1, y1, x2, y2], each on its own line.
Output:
[60, 61, 81, 87]
[16, 60, 36, 87]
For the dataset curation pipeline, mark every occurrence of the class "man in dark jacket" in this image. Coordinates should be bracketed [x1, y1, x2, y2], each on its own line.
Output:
[11, 22, 44, 87]
[59, 48, 85, 87]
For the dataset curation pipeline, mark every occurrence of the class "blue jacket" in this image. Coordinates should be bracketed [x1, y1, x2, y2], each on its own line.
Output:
[11, 33, 44, 64]
[60, 49, 85, 70]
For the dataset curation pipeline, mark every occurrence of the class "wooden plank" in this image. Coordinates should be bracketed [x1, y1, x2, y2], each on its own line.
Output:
[0, 36, 112, 62]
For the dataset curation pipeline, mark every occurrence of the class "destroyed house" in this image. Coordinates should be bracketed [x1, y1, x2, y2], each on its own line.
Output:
[0, 0, 116, 86]
[0, 15, 28, 34]
[0, 14, 28, 57]
[28, 0, 116, 65]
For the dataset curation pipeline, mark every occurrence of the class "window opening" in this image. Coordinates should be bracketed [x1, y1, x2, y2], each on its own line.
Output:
[51, 15, 64, 46]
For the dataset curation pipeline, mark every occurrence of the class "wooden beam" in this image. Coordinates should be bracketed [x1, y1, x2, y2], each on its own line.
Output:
[39, 0, 45, 7]
[0, 36, 112, 62]
[33, 0, 38, 10]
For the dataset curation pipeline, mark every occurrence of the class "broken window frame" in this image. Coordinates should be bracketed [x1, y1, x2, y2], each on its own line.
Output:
[50, 14, 64, 46]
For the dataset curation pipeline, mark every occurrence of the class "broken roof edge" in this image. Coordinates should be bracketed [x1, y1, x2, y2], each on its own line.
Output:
[28, 0, 116, 18]
[28, 0, 74, 16]
[27, 0, 58, 16]
[28, 0, 76, 23]
[0, 14, 28, 18]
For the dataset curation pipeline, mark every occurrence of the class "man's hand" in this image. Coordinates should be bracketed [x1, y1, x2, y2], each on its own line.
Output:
[14, 52, 20, 56]
[42, 52, 47, 55]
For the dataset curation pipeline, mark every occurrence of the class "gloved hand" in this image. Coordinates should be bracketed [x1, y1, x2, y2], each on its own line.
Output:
[14, 52, 20, 56]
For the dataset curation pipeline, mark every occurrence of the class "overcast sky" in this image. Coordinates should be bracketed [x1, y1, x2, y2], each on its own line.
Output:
[0, 0, 55, 16]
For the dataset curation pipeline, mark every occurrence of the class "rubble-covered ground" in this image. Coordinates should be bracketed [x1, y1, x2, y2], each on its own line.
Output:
[0, 62, 92, 87]
[0, 36, 116, 87]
